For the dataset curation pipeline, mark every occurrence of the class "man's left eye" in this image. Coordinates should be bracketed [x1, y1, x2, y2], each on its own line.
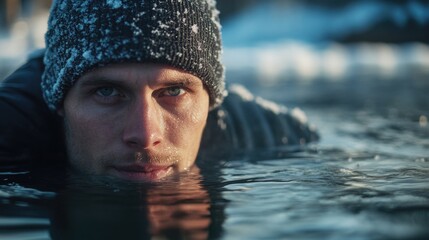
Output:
[164, 87, 185, 97]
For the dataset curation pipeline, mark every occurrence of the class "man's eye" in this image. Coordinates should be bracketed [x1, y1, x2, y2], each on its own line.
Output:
[164, 87, 185, 97]
[95, 87, 120, 97]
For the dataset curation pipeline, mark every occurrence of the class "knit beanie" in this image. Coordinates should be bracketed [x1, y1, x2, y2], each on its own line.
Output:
[42, 0, 225, 110]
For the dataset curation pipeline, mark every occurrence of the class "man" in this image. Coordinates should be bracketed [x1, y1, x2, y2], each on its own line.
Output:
[0, 0, 318, 181]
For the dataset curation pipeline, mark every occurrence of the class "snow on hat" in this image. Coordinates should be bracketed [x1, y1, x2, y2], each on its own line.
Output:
[42, 0, 225, 110]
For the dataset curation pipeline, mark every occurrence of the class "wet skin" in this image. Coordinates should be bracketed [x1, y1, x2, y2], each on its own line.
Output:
[59, 63, 210, 182]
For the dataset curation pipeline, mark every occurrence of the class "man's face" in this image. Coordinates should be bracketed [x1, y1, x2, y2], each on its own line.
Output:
[60, 63, 210, 182]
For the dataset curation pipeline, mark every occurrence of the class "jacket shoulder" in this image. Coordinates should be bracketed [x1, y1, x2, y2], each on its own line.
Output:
[0, 49, 64, 164]
[201, 84, 319, 154]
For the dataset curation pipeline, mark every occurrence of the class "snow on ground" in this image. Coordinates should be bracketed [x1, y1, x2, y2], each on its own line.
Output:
[223, 41, 429, 85]
[222, 0, 429, 46]
[220, 1, 429, 85]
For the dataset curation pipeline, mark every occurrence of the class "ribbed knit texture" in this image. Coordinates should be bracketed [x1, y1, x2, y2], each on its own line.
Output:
[42, 0, 225, 110]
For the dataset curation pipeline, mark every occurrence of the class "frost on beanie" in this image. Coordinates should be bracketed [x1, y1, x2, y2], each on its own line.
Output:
[42, 0, 225, 110]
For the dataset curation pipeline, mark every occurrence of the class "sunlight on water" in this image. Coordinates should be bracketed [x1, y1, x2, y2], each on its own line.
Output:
[0, 217, 50, 240]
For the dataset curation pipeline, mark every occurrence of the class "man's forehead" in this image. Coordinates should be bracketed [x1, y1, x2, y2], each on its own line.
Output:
[78, 63, 204, 87]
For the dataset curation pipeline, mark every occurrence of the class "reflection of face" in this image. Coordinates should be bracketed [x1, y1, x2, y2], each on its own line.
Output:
[50, 166, 212, 240]
[60, 63, 210, 182]
[146, 166, 211, 239]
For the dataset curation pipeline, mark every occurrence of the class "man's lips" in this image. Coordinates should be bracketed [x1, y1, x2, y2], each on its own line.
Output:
[110, 164, 173, 181]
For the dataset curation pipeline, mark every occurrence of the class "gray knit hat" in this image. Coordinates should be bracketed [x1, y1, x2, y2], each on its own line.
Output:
[42, 0, 225, 110]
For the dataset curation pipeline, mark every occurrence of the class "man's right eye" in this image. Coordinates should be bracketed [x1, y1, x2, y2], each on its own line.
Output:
[95, 87, 120, 97]
[92, 86, 126, 104]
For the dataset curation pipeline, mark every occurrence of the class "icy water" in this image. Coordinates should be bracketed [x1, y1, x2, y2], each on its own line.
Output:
[1, 72, 428, 240]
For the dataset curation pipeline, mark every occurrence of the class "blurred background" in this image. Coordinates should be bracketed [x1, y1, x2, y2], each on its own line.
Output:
[0, 0, 50, 78]
[1, 0, 428, 112]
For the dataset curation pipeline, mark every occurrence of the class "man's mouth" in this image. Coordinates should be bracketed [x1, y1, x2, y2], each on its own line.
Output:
[110, 164, 173, 181]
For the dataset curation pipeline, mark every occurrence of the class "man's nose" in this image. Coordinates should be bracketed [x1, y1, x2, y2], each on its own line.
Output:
[122, 98, 163, 149]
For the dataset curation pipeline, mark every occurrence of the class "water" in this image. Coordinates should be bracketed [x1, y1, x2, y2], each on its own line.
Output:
[1, 147, 428, 239]
[221, 154, 429, 240]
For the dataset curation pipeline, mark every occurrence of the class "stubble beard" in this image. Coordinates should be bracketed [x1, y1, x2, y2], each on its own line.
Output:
[62, 117, 192, 176]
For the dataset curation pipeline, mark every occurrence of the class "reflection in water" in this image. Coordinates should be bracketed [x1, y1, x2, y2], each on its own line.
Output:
[145, 167, 211, 239]
[49, 165, 223, 240]
[51, 189, 151, 239]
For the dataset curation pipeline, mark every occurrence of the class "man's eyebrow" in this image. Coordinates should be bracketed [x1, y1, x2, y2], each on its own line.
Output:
[161, 77, 202, 87]
[77, 77, 124, 87]
[77, 76, 203, 87]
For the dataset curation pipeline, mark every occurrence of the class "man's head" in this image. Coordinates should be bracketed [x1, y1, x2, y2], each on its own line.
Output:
[41, 0, 225, 181]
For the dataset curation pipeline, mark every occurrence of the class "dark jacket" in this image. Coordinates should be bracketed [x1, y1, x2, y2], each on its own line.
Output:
[0, 50, 318, 165]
